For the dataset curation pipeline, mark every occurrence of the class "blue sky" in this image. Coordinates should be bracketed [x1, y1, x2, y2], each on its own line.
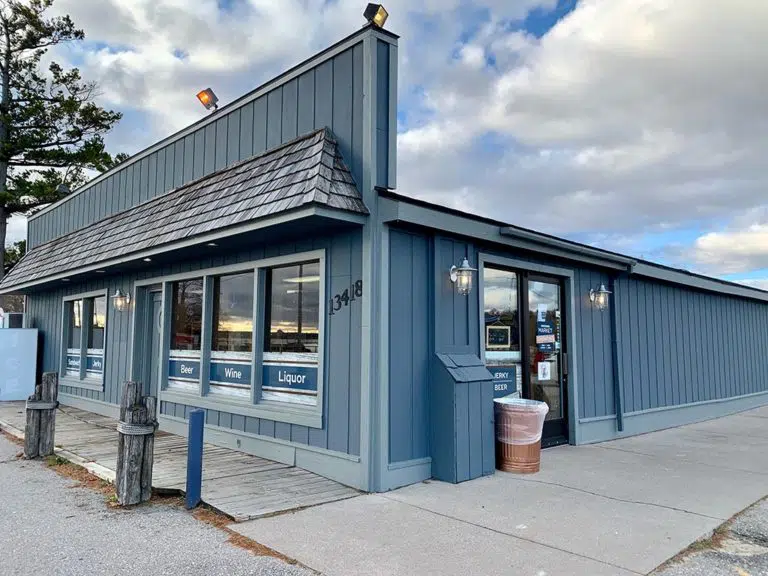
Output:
[8, 0, 768, 289]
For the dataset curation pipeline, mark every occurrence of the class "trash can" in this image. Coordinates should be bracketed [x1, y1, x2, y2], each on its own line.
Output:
[494, 398, 549, 474]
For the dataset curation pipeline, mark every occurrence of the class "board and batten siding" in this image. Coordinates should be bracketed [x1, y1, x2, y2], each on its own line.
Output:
[614, 275, 768, 415]
[429, 233, 768, 427]
[388, 229, 431, 464]
[26, 228, 363, 456]
[27, 44, 367, 250]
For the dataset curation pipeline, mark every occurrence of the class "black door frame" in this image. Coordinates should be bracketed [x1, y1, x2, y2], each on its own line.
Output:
[520, 272, 569, 447]
[479, 256, 573, 447]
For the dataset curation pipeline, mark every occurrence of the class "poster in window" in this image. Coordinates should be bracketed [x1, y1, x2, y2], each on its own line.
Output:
[537, 361, 552, 381]
[486, 325, 511, 350]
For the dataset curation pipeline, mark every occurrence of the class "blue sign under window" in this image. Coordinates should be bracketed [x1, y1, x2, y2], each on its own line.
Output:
[210, 361, 251, 387]
[169, 359, 200, 381]
[66, 355, 80, 370]
[262, 364, 318, 394]
[491, 365, 516, 399]
[86, 355, 103, 374]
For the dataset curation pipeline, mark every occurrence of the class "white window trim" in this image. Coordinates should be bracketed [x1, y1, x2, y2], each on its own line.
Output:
[59, 289, 109, 392]
[131, 249, 326, 429]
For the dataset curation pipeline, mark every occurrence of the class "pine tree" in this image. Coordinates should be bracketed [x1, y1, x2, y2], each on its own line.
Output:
[0, 0, 122, 280]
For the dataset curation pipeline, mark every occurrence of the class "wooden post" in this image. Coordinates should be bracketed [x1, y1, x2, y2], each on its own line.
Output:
[24, 373, 59, 459]
[38, 373, 59, 456]
[115, 381, 157, 506]
[23, 384, 42, 459]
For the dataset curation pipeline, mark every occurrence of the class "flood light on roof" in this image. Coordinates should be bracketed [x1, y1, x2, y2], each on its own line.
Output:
[196, 88, 219, 111]
[364, 3, 388, 28]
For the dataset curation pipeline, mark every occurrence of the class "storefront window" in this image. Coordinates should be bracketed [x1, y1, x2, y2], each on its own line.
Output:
[171, 279, 203, 351]
[88, 297, 106, 349]
[212, 272, 254, 353]
[65, 299, 83, 376]
[483, 267, 523, 398]
[63, 295, 107, 382]
[86, 296, 106, 378]
[169, 278, 203, 392]
[263, 261, 320, 405]
[210, 272, 254, 398]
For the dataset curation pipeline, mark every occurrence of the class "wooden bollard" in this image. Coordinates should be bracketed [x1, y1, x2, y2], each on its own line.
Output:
[115, 381, 157, 506]
[24, 372, 59, 459]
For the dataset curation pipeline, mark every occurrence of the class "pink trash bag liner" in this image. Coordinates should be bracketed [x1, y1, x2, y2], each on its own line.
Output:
[494, 398, 549, 445]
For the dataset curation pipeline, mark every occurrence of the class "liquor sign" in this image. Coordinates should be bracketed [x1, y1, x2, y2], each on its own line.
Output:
[262, 363, 318, 394]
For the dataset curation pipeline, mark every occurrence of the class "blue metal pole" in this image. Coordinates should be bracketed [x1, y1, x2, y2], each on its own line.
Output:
[185, 409, 204, 509]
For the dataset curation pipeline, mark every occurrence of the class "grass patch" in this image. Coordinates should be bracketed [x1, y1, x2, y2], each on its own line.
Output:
[45, 455, 69, 467]
[44, 455, 115, 499]
[0, 429, 23, 446]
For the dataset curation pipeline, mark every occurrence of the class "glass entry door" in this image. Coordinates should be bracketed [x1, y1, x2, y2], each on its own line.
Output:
[483, 267, 568, 446]
[524, 275, 568, 446]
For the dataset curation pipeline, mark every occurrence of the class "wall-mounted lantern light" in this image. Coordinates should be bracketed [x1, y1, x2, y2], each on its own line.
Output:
[450, 257, 477, 296]
[196, 88, 219, 111]
[364, 3, 388, 28]
[112, 289, 131, 313]
[589, 284, 611, 311]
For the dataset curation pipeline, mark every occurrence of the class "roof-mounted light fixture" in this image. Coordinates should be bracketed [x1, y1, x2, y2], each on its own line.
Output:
[196, 88, 219, 111]
[363, 3, 388, 28]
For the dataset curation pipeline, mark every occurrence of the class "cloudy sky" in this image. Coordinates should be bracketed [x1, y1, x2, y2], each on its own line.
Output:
[7, 0, 768, 289]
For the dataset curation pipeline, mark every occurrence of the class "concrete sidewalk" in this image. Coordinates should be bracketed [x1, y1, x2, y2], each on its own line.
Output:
[232, 405, 768, 575]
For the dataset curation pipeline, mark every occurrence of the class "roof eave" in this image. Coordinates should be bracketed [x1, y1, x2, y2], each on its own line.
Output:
[0, 203, 368, 295]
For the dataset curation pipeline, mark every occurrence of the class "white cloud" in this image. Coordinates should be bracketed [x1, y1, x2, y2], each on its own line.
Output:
[692, 224, 768, 274]
[735, 278, 768, 292]
[12, 0, 763, 287]
[398, 0, 768, 243]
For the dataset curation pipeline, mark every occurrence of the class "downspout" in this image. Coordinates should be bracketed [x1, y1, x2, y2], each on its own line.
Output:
[609, 274, 624, 432]
[610, 260, 636, 432]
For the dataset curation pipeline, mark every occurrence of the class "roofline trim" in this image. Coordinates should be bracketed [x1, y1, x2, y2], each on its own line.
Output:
[0, 205, 366, 294]
[499, 226, 635, 267]
[631, 263, 768, 303]
[379, 190, 768, 302]
[29, 26, 398, 223]
[380, 195, 629, 271]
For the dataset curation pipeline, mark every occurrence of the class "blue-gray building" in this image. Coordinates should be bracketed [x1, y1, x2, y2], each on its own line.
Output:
[2, 24, 767, 492]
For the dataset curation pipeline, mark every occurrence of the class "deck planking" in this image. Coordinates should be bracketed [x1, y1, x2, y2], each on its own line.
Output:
[0, 401, 359, 520]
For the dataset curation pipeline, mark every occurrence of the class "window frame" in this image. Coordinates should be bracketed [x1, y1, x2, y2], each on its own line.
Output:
[60, 289, 109, 391]
[139, 249, 326, 428]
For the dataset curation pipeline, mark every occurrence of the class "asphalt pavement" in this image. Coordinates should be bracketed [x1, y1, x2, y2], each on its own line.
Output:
[653, 498, 768, 576]
[0, 434, 312, 576]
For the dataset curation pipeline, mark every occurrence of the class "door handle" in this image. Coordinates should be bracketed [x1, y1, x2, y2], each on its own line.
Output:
[562, 352, 568, 375]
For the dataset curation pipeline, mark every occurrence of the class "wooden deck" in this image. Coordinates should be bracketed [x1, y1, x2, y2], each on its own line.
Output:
[0, 401, 359, 520]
